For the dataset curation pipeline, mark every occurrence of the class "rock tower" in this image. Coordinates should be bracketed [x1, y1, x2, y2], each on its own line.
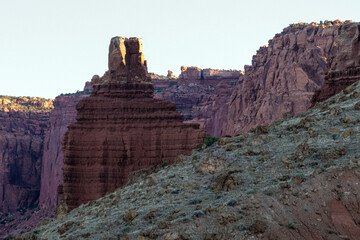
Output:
[58, 37, 205, 209]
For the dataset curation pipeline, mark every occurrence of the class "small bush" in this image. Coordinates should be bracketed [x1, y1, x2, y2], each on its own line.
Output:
[204, 135, 218, 147]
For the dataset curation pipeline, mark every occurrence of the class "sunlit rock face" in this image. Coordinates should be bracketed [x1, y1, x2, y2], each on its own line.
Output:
[312, 22, 360, 104]
[59, 37, 205, 209]
[224, 21, 350, 136]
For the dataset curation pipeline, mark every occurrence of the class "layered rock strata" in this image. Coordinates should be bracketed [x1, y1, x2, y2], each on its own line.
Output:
[224, 21, 349, 135]
[59, 37, 205, 209]
[312, 22, 360, 103]
[0, 98, 53, 213]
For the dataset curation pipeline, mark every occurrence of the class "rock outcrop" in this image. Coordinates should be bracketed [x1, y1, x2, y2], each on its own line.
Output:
[39, 85, 91, 212]
[0, 97, 53, 213]
[59, 37, 205, 209]
[153, 68, 240, 137]
[179, 66, 241, 80]
[312, 22, 360, 103]
[224, 21, 348, 135]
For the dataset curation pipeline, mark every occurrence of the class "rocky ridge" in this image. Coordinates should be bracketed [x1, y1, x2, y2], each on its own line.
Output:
[224, 20, 350, 136]
[15, 76, 360, 240]
[58, 37, 205, 209]
[0, 96, 53, 113]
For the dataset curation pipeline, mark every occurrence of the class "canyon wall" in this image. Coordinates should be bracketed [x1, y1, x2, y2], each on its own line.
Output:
[59, 37, 205, 209]
[223, 21, 350, 135]
[39, 85, 91, 212]
[0, 97, 53, 213]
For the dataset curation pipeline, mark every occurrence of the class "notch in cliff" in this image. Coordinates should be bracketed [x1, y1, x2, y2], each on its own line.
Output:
[59, 37, 206, 209]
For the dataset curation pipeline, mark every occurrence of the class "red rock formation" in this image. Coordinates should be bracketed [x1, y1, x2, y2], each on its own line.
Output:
[59, 37, 205, 209]
[223, 21, 347, 135]
[39, 84, 91, 212]
[179, 66, 202, 80]
[0, 98, 53, 214]
[312, 22, 360, 103]
[153, 68, 240, 137]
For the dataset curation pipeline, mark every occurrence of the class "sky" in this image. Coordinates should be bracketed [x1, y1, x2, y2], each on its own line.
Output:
[1, 0, 359, 99]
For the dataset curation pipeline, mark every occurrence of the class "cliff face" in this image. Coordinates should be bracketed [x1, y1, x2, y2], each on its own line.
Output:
[153, 68, 240, 137]
[39, 87, 91, 212]
[59, 37, 205, 209]
[312, 22, 360, 103]
[0, 97, 53, 213]
[224, 21, 347, 135]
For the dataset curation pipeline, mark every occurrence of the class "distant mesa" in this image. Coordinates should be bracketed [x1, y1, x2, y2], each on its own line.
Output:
[179, 66, 242, 80]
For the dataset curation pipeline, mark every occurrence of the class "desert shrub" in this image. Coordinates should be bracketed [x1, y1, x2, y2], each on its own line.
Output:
[204, 135, 218, 147]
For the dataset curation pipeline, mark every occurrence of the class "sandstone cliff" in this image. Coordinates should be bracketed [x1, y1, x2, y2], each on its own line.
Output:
[39, 85, 91, 212]
[153, 67, 240, 137]
[59, 37, 205, 209]
[312, 22, 360, 103]
[0, 97, 53, 214]
[224, 21, 349, 135]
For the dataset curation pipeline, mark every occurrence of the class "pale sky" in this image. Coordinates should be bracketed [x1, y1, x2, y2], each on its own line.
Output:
[1, 0, 359, 99]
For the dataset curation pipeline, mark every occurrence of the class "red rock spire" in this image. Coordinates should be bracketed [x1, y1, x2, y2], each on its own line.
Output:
[58, 37, 205, 209]
[107, 37, 151, 83]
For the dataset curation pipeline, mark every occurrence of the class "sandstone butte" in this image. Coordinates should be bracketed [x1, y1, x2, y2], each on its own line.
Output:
[58, 37, 206, 209]
[223, 20, 358, 136]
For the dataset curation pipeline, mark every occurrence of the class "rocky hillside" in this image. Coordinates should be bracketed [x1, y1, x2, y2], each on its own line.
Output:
[153, 67, 240, 137]
[13, 79, 360, 239]
[223, 20, 353, 136]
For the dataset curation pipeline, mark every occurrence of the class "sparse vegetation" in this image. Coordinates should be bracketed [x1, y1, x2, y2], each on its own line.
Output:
[203, 135, 218, 147]
[288, 22, 309, 28]
[0, 96, 53, 112]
